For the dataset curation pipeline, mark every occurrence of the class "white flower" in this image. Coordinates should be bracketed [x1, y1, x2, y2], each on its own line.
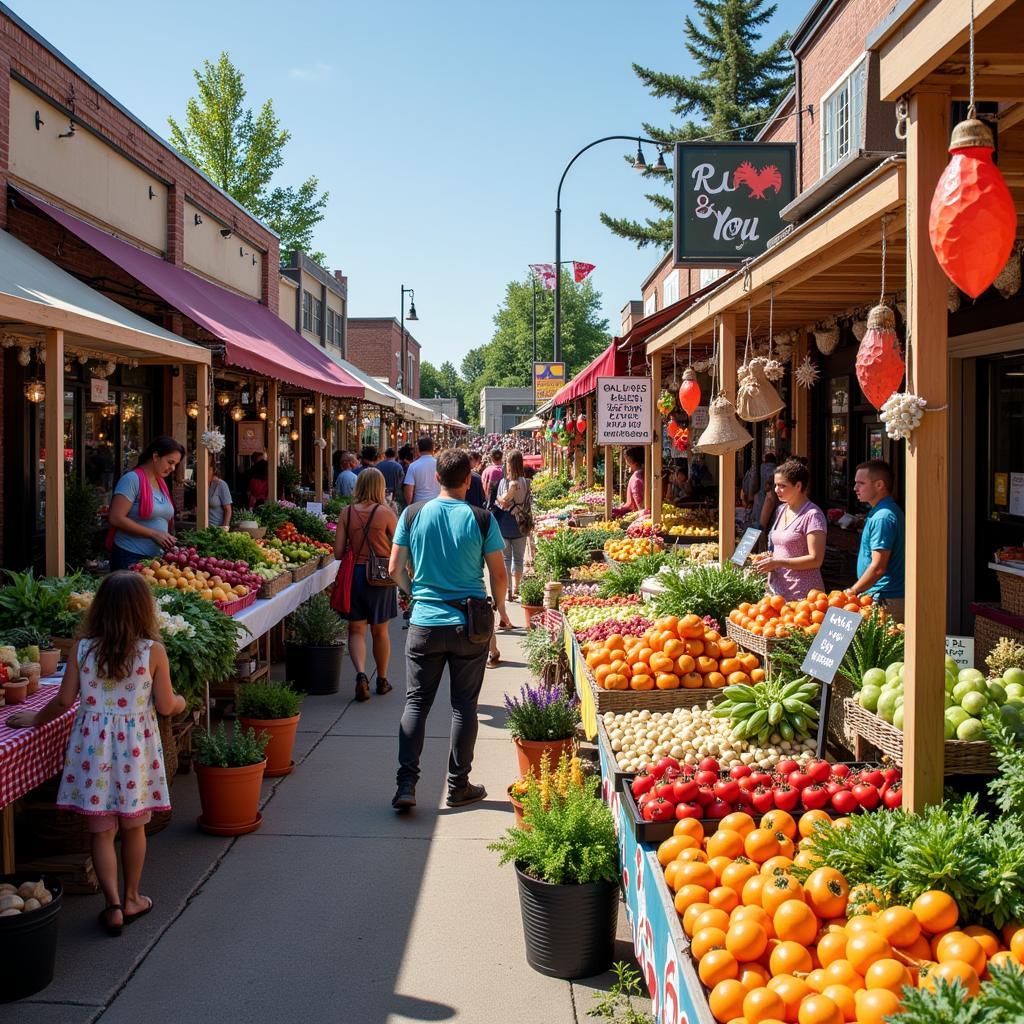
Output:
[201, 429, 226, 453]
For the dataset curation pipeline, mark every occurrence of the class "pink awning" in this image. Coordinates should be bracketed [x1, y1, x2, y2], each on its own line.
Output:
[548, 342, 626, 406]
[17, 189, 363, 398]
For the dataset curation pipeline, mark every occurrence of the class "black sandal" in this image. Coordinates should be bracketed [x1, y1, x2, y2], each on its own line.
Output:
[99, 904, 123, 936]
[123, 896, 154, 926]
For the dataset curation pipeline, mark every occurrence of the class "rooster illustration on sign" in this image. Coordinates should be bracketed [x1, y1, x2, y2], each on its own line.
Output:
[733, 161, 783, 199]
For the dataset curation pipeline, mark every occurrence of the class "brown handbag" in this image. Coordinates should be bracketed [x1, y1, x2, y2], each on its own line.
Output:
[359, 504, 395, 587]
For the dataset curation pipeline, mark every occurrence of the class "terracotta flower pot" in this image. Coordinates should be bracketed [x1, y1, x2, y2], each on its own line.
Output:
[521, 605, 544, 628]
[3, 679, 28, 704]
[38, 649, 60, 677]
[507, 789, 530, 830]
[195, 760, 266, 835]
[513, 737, 576, 780]
[239, 715, 300, 777]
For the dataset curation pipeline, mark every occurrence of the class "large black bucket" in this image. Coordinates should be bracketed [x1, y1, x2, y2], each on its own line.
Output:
[0, 874, 63, 1002]
[515, 865, 618, 979]
[284, 641, 344, 695]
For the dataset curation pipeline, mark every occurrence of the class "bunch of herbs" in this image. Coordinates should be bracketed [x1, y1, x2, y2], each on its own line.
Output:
[598, 550, 678, 598]
[651, 562, 765, 626]
[289, 594, 346, 647]
[194, 722, 268, 768]
[237, 680, 304, 720]
[535, 530, 589, 579]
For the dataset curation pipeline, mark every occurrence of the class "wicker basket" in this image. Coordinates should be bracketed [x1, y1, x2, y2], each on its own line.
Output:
[994, 567, 1024, 616]
[842, 697, 996, 774]
[973, 603, 1024, 668]
[726, 619, 791, 658]
[290, 558, 319, 582]
[257, 571, 292, 600]
[584, 663, 727, 715]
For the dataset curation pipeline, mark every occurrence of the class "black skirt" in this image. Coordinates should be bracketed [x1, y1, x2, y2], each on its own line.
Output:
[343, 563, 398, 624]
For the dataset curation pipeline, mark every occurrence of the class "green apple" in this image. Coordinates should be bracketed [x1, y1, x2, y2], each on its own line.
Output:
[886, 661, 904, 681]
[953, 680, 984, 704]
[893, 706, 905, 730]
[960, 691, 989, 717]
[987, 680, 1007, 705]
[956, 717, 985, 741]
[958, 668, 986, 687]
[1005, 682, 1024, 701]
[944, 692, 955, 709]
[945, 706, 970, 730]
[944, 669, 958, 694]
[877, 690, 900, 724]
[862, 668, 887, 689]
[945, 655, 959, 674]
[1003, 667, 1024, 689]
[944, 717, 957, 739]
[859, 685, 881, 712]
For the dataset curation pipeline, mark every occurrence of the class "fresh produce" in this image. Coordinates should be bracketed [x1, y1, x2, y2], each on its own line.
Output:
[857, 660, 1024, 740]
[987, 637, 1024, 678]
[280, 506, 333, 544]
[660, 504, 716, 530]
[561, 582, 600, 597]
[598, 550, 680, 597]
[0, 879, 54, 915]
[584, 614, 761, 692]
[0, 570, 96, 638]
[665, 523, 718, 538]
[562, 595, 642, 631]
[729, 589, 880, 640]
[659, 808, 1024, 1024]
[626, 518, 657, 538]
[179, 527, 270, 566]
[275, 522, 332, 553]
[571, 526, 624, 550]
[535, 530, 590, 578]
[575, 615, 654, 645]
[263, 536, 321, 565]
[604, 536, 665, 562]
[134, 547, 261, 604]
[684, 543, 720, 564]
[569, 562, 611, 581]
[714, 675, 821, 745]
[653, 563, 767, 628]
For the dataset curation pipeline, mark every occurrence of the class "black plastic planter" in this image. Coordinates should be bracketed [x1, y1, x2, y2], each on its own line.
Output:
[284, 641, 344, 695]
[515, 864, 618, 979]
[0, 875, 62, 1002]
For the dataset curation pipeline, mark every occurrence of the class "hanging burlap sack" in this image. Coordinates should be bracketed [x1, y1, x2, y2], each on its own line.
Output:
[736, 358, 785, 423]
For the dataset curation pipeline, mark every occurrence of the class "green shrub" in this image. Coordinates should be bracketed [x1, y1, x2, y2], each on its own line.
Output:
[289, 594, 346, 646]
[518, 575, 546, 606]
[237, 680, 303, 720]
[194, 722, 268, 768]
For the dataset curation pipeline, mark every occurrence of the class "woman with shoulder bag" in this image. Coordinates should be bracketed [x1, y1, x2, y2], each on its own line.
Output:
[332, 468, 398, 702]
[494, 449, 532, 602]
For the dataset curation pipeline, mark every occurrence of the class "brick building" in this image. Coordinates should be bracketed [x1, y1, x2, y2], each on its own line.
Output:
[279, 251, 348, 358]
[346, 318, 421, 398]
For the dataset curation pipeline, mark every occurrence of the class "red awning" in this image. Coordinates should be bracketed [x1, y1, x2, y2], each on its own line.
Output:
[17, 189, 363, 399]
[548, 342, 626, 407]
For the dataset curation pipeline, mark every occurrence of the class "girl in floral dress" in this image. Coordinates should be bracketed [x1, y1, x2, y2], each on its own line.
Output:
[7, 572, 185, 936]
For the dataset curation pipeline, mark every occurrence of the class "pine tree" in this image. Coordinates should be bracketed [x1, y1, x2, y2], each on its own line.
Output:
[602, 0, 794, 249]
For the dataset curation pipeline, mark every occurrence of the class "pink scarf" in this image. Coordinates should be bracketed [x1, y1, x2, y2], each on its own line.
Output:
[133, 466, 171, 519]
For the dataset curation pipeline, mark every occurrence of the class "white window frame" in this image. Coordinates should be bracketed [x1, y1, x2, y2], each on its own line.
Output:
[643, 292, 657, 318]
[699, 268, 727, 289]
[663, 270, 680, 307]
[820, 55, 868, 176]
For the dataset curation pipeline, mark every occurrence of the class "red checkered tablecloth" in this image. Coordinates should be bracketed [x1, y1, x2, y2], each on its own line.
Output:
[0, 686, 78, 807]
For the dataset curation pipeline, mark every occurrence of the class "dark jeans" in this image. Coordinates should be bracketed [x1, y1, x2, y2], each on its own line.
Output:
[110, 543, 146, 571]
[398, 623, 489, 789]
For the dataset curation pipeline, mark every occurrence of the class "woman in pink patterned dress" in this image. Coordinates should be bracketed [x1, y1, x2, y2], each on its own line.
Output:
[7, 572, 185, 936]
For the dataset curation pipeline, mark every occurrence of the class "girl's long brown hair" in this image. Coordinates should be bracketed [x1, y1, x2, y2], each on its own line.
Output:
[79, 572, 160, 682]
[504, 449, 524, 481]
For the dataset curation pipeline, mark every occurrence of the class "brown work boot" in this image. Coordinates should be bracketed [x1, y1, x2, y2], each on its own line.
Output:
[354, 673, 371, 702]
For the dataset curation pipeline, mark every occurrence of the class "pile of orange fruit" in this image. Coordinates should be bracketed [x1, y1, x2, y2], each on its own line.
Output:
[728, 591, 878, 640]
[583, 614, 762, 691]
[604, 536, 665, 562]
[659, 808, 1024, 1024]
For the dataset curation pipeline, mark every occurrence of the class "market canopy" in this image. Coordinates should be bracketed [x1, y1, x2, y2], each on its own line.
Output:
[0, 226, 209, 365]
[17, 188, 364, 398]
[511, 414, 543, 432]
[323, 352, 398, 410]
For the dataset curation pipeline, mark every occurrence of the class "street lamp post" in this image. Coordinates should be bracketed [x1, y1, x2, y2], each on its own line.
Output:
[399, 284, 418, 395]
[554, 136, 668, 363]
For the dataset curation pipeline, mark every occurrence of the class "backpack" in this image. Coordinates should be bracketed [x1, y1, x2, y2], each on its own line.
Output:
[401, 501, 491, 551]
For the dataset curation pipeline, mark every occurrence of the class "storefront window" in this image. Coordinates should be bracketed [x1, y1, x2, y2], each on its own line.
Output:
[989, 358, 1024, 521]
[35, 391, 76, 530]
[828, 376, 850, 504]
[120, 391, 145, 474]
[84, 402, 119, 505]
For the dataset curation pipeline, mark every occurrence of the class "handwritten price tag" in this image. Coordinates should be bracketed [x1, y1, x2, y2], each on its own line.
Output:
[801, 608, 862, 685]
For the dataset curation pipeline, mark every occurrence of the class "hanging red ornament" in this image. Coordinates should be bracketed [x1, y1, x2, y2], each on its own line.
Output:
[678, 367, 701, 417]
[576, 413, 587, 433]
[855, 304, 905, 410]
[564, 416, 575, 433]
[929, 118, 1016, 298]
[666, 419, 681, 439]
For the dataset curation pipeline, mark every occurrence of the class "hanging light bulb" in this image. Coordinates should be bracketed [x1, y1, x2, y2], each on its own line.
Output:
[303, 400, 315, 415]
[186, 400, 199, 419]
[103, 403, 119, 418]
[678, 367, 701, 416]
[258, 405, 268, 420]
[24, 379, 45, 403]
[337, 411, 345, 421]
[230, 403, 245, 422]
[289, 429, 300, 441]
[279, 414, 290, 428]
[217, 391, 232, 407]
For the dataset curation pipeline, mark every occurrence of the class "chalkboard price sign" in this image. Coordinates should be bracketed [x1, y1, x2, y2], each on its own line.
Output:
[801, 608, 862, 685]
[730, 528, 762, 566]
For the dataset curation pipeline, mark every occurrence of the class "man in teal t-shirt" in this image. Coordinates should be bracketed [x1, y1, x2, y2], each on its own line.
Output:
[848, 459, 906, 621]
[389, 449, 510, 812]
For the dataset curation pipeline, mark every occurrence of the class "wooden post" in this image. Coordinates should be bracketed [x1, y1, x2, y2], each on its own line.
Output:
[195, 361, 210, 529]
[903, 89, 950, 813]
[267, 379, 279, 503]
[651, 356, 663, 530]
[314, 393, 324, 501]
[793, 328, 810, 457]
[718, 313, 737, 564]
[585, 395, 594, 488]
[295, 399, 304, 488]
[44, 328, 65, 576]
[604, 445, 613, 520]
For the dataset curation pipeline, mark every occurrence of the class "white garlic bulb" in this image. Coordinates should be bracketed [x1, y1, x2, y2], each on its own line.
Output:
[880, 392, 926, 441]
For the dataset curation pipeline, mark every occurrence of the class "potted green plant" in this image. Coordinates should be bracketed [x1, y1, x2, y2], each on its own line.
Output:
[489, 751, 619, 979]
[503, 679, 578, 778]
[522, 625, 565, 687]
[535, 531, 589, 581]
[285, 594, 346, 695]
[518, 575, 546, 626]
[194, 723, 268, 836]
[237, 680, 304, 777]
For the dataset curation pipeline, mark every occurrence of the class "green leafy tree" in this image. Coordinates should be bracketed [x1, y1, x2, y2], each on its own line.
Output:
[420, 359, 466, 419]
[168, 53, 329, 262]
[601, 0, 794, 249]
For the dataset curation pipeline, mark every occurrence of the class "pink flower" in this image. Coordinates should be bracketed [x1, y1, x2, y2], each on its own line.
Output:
[65, 774, 76, 784]
[137, 667, 145, 675]
[117, 731, 126, 742]
[117, 697, 128, 708]
[151, 759, 160, 770]
[83, 727, 91, 736]
[127, 781, 136, 790]
[85, 778, 93, 788]
[81, 760, 91, 771]
[89, 680, 98, 688]
[123, 764, 132, 774]
[90, 794, 100, 805]
[82, 666, 90, 674]
[85, 695, 97, 706]
[131, 747, 141, 757]
[98, 729, 105, 739]
[152, 791, 161, 800]
[144, 728, 152, 738]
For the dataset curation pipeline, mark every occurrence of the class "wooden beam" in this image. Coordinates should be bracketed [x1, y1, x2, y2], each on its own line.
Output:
[651, 355, 663, 530]
[875, 0, 1015, 101]
[314, 393, 324, 501]
[903, 89, 950, 813]
[718, 314, 737, 565]
[268, 380, 279, 503]
[44, 328, 65, 577]
[585, 395, 594, 488]
[793, 329, 810, 457]
[195, 362, 210, 529]
[604, 446, 613, 520]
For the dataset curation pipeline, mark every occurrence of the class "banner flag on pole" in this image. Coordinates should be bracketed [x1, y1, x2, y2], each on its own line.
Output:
[573, 261, 596, 283]
[529, 263, 557, 290]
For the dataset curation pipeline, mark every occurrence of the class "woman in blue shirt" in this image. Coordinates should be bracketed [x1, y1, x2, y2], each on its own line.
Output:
[107, 436, 184, 571]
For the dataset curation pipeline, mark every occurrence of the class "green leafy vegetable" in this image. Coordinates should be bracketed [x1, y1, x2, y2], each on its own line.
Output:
[651, 562, 765, 626]
[598, 550, 679, 598]
[179, 527, 269, 566]
[535, 530, 590, 579]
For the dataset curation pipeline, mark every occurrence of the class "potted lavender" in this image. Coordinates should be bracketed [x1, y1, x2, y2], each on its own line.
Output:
[504, 681, 579, 779]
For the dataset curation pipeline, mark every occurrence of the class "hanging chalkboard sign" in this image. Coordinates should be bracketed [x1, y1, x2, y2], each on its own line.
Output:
[730, 528, 762, 566]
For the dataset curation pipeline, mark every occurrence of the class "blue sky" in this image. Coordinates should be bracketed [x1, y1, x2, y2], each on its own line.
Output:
[18, 0, 806, 375]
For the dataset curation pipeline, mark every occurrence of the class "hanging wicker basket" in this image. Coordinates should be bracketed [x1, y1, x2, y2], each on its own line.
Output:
[695, 393, 753, 455]
[813, 322, 840, 355]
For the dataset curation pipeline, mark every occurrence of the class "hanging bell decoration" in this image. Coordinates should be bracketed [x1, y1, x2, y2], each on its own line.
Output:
[678, 367, 701, 416]
[576, 413, 587, 433]
[929, 117, 1016, 297]
[736, 358, 785, 423]
[855, 304, 905, 410]
[694, 393, 752, 456]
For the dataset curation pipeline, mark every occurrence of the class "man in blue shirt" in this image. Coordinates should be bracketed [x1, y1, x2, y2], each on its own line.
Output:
[333, 452, 358, 498]
[389, 449, 511, 811]
[376, 447, 406, 501]
[848, 459, 906, 622]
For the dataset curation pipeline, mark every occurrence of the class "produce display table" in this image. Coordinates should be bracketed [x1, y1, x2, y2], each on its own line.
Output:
[0, 684, 77, 872]
[561, 613, 598, 740]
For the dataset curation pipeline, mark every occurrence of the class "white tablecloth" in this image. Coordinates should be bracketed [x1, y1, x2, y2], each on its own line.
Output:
[233, 560, 339, 649]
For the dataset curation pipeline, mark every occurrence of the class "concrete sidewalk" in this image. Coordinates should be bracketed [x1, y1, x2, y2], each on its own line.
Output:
[8, 613, 645, 1024]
